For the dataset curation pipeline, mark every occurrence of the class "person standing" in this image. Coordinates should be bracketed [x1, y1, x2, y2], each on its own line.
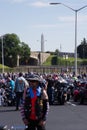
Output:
[20, 74, 49, 130]
[15, 72, 29, 110]
[7, 77, 15, 92]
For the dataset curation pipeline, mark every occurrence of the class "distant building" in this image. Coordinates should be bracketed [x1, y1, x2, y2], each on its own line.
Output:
[41, 33, 44, 52]
[59, 52, 75, 58]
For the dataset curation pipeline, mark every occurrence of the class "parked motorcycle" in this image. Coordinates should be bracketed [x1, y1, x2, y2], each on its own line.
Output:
[4, 87, 16, 106]
[53, 81, 67, 105]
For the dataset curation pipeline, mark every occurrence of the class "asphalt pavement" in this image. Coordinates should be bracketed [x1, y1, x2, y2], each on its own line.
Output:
[0, 102, 87, 130]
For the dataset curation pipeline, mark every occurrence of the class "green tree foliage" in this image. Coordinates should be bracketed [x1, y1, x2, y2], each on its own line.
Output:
[19, 42, 31, 65]
[0, 33, 30, 67]
[54, 49, 59, 56]
[51, 56, 58, 65]
[77, 38, 87, 58]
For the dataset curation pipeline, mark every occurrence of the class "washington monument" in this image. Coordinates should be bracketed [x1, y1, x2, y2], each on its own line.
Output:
[41, 33, 44, 52]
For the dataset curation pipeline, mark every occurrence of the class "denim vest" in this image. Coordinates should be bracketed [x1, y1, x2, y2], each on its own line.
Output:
[15, 77, 25, 92]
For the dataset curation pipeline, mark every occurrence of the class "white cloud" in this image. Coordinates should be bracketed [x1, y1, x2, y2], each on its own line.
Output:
[58, 16, 74, 22]
[29, 1, 49, 7]
[2, 0, 49, 6]
[78, 15, 87, 22]
[31, 14, 87, 29]
[58, 15, 87, 23]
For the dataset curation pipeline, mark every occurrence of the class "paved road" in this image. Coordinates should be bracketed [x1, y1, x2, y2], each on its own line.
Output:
[0, 102, 87, 130]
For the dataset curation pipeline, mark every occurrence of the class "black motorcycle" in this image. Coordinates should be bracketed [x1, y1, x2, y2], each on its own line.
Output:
[53, 81, 67, 105]
[4, 87, 16, 106]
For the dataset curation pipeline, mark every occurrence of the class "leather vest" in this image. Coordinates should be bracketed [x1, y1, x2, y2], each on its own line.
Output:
[24, 88, 43, 120]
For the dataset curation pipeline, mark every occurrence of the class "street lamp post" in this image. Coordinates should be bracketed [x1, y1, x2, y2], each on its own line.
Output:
[1, 36, 4, 73]
[50, 2, 87, 76]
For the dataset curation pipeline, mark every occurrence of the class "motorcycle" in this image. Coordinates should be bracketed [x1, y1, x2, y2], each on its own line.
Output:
[53, 81, 67, 105]
[4, 87, 16, 106]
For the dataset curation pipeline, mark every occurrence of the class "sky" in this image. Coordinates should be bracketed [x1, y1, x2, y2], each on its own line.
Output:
[0, 0, 87, 53]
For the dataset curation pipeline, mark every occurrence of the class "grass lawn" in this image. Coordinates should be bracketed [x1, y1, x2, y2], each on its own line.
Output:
[0, 64, 10, 69]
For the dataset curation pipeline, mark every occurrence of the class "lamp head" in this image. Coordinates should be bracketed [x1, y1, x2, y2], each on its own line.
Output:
[50, 3, 61, 5]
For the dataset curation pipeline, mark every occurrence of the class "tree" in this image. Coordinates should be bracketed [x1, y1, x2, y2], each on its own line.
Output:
[77, 38, 87, 58]
[0, 33, 30, 67]
[19, 42, 31, 65]
[54, 49, 59, 56]
[51, 56, 58, 65]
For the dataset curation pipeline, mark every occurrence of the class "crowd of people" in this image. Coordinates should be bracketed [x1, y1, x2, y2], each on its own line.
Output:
[0, 71, 87, 107]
